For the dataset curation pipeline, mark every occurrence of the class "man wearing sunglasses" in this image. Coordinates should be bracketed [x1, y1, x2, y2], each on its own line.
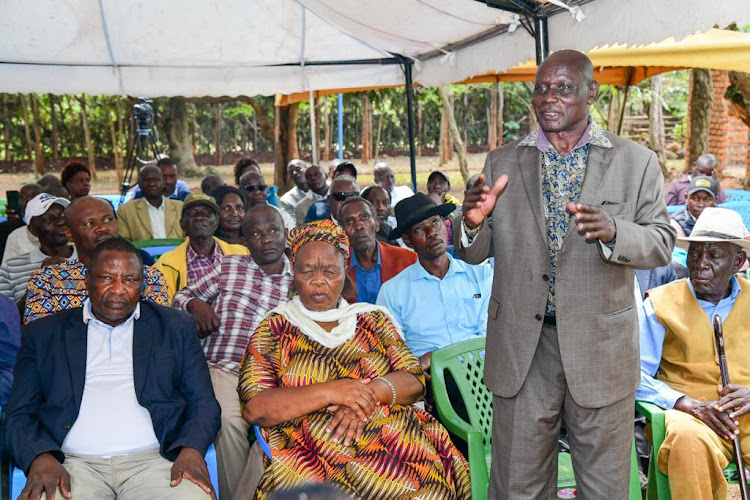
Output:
[304, 175, 359, 224]
[239, 171, 295, 231]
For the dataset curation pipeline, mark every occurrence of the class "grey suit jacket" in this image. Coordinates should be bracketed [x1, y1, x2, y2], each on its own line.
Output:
[455, 132, 676, 408]
[117, 197, 184, 242]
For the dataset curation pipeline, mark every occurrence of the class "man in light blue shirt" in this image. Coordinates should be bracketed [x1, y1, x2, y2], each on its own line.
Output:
[376, 193, 492, 371]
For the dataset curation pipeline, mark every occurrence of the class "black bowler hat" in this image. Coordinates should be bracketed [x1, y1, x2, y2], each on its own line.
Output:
[389, 193, 456, 239]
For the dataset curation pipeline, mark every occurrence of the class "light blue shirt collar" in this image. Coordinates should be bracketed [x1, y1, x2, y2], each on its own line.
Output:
[413, 253, 467, 281]
[82, 299, 140, 330]
[686, 275, 742, 307]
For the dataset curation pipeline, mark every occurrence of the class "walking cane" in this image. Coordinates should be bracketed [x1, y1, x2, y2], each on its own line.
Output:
[713, 314, 750, 500]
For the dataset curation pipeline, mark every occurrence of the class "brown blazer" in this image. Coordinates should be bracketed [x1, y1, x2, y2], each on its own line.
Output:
[117, 197, 185, 242]
[455, 132, 676, 408]
[345, 241, 417, 303]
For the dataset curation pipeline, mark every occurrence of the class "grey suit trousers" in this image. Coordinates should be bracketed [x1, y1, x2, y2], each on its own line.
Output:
[489, 323, 635, 499]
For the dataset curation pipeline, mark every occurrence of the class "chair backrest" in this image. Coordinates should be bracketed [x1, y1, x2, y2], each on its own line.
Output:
[718, 201, 750, 231]
[430, 337, 493, 450]
[724, 189, 750, 202]
[131, 238, 185, 259]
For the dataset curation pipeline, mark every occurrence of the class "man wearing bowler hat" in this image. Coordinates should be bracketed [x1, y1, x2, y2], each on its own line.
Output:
[376, 193, 492, 375]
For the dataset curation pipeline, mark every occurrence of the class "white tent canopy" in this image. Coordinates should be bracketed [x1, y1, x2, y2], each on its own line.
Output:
[1, 0, 749, 97]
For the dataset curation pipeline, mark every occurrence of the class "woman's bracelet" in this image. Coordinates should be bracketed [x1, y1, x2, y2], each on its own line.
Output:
[375, 376, 397, 406]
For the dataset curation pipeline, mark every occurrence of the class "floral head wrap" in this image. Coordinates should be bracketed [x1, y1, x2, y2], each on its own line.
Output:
[287, 219, 350, 263]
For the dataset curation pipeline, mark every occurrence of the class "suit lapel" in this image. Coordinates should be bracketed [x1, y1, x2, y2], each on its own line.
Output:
[517, 147, 547, 243]
[64, 311, 87, 412]
[132, 304, 154, 398]
[135, 199, 153, 237]
[165, 201, 176, 236]
[563, 145, 614, 242]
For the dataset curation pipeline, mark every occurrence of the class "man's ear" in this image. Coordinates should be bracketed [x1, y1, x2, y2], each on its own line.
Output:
[734, 250, 747, 273]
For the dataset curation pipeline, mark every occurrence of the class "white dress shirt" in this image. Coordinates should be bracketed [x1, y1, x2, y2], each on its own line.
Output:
[145, 197, 167, 239]
[61, 301, 160, 457]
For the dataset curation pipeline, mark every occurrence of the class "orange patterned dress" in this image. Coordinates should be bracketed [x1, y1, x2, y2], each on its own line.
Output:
[239, 309, 472, 499]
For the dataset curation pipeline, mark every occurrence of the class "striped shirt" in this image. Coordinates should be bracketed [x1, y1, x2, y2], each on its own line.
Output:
[172, 255, 292, 372]
[0, 246, 77, 301]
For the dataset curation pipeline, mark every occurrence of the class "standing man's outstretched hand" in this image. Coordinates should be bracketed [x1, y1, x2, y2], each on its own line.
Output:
[462, 174, 508, 229]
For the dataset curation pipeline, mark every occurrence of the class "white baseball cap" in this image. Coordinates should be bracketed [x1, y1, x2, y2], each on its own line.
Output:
[23, 193, 70, 225]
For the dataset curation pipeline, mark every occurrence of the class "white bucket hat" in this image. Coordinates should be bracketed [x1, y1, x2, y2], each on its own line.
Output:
[676, 207, 750, 251]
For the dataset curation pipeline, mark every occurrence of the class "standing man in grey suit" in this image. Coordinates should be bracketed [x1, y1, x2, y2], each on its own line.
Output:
[456, 50, 676, 498]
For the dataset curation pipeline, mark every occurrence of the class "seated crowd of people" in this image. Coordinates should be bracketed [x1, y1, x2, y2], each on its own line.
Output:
[0, 148, 749, 500]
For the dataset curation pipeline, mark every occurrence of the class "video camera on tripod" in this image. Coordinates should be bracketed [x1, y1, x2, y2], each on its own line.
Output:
[120, 98, 162, 201]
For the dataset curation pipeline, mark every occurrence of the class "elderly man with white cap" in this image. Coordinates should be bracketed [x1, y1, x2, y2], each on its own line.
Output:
[637, 206, 750, 500]
[0, 193, 75, 301]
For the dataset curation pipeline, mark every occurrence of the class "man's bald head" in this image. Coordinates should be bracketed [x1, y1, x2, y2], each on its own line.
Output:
[693, 154, 718, 177]
[63, 197, 119, 262]
[538, 49, 594, 87]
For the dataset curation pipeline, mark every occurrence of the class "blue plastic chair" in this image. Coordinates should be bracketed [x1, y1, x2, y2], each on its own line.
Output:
[666, 205, 683, 215]
[724, 189, 750, 202]
[719, 201, 750, 231]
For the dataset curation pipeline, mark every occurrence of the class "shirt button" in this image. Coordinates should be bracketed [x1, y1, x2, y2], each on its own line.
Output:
[64, 421, 72, 429]
[535, 314, 543, 321]
[542, 275, 549, 281]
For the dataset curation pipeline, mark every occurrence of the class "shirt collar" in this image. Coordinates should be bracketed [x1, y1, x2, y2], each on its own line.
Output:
[413, 252, 466, 280]
[146, 197, 167, 211]
[250, 254, 293, 277]
[29, 245, 77, 263]
[518, 119, 613, 152]
[186, 238, 221, 261]
[687, 275, 742, 305]
[350, 240, 381, 270]
[82, 298, 140, 327]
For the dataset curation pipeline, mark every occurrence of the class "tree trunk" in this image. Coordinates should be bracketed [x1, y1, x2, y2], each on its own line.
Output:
[416, 100, 422, 156]
[497, 82, 504, 146]
[439, 94, 453, 165]
[274, 103, 299, 189]
[167, 97, 198, 172]
[374, 112, 384, 160]
[488, 86, 498, 149]
[438, 86, 469, 183]
[361, 95, 372, 165]
[215, 103, 222, 166]
[607, 87, 617, 132]
[49, 94, 59, 161]
[107, 98, 123, 185]
[30, 94, 45, 175]
[78, 95, 96, 178]
[19, 95, 33, 160]
[648, 75, 668, 176]
[322, 99, 330, 162]
[687, 68, 713, 167]
[1, 96, 12, 162]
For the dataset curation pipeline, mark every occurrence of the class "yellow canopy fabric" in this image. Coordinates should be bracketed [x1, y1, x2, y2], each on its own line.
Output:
[277, 28, 750, 105]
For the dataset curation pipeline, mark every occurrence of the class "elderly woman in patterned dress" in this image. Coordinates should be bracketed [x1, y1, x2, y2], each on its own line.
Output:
[238, 219, 471, 499]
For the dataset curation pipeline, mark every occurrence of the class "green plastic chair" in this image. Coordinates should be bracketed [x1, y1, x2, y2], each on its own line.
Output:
[636, 400, 750, 499]
[431, 337, 642, 500]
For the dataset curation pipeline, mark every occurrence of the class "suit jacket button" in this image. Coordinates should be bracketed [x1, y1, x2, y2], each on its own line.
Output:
[64, 421, 72, 429]
[535, 314, 542, 321]
[542, 274, 549, 281]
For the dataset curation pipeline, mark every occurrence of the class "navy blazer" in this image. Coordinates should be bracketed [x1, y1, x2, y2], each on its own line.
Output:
[3, 301, 221, 474]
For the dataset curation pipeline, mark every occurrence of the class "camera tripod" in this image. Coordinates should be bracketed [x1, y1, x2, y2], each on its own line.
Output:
[120, 99, 162, 203]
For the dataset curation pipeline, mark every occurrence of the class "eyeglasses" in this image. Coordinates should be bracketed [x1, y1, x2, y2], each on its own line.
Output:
[243, 184, 267, 193]
[331, 191, 359, 202]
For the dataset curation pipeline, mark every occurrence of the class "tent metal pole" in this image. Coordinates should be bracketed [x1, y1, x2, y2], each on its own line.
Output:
[404, 59, 417, 193]
[337, 93, 344, 160]
[534, 16, 549, 64]
[309, 89, 318, 164]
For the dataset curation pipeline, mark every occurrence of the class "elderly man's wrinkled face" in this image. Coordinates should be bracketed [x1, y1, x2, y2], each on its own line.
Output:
[181, 204, 219, 239]
[29, 204, 68, 248]
[340, 201, 378, 253]
[293, 241, 346, 311]
[686, 191, 715, 220]
[687, 242, 745, 303]
[364, 186, 391, 223]
[427, 176, 450, 198]
[87, 250, 143, 326]
[374, 167, 395, 192]
[402, 215, 447, 260]
[532, 54, 597, 135]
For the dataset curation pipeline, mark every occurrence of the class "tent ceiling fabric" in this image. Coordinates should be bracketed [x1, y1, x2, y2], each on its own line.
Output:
[0, 0, 748, 97]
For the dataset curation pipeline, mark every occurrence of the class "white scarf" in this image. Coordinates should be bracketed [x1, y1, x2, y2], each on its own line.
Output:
[271, 296, 403, 349]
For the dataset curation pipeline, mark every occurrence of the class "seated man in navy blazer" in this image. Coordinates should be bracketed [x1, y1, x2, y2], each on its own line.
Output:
[4, 237, 221, 500]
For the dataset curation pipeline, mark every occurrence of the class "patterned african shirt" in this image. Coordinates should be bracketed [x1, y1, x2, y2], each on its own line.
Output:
[185, 240, 223, 285]
[518, 121, 613, 316]
[23, 259, 168, 324]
